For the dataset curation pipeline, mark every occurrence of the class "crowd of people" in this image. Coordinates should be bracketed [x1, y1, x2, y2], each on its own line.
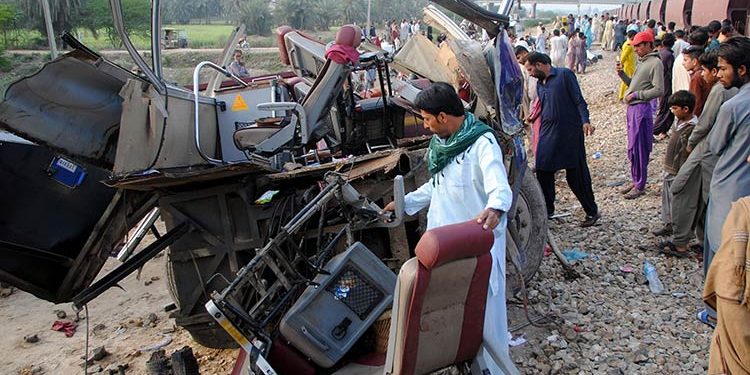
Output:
[520, 16, 749, 373]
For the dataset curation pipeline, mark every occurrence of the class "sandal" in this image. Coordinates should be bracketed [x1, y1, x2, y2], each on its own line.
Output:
[657, 241, 691, 258]
[697, 309, 716, 329]
[689, 243, 703, 254]
[619, 183, 635, 195]
[624, 188, 645, 200]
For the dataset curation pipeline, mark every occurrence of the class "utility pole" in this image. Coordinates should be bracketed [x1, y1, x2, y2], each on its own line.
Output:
[41, 0, 58, 59]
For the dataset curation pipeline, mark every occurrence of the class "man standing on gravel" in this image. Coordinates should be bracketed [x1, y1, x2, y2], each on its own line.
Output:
[384, 82, 518, 374]
[616, 31, 664, 199]
[704, 37, 750, 273]
[523, 52, 600, 227]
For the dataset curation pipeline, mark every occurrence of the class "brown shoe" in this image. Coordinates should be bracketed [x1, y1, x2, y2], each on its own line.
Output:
[624, 188, 645, 199]
[619, 183, 635, 195]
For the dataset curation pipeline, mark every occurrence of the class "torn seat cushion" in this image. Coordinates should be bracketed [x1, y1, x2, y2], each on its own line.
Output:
[233, 117, 288, 151]
[335, 220, 493, 375]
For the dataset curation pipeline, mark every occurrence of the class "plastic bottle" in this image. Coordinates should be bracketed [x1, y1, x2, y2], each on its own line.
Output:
[643, 261, 665, 294]
[592, 151, 602, 160]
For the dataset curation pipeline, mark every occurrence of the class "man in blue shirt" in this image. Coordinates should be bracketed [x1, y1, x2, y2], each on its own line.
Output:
[523, 52, 600, 227]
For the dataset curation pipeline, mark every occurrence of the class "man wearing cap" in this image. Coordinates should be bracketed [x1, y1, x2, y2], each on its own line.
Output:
[616, 31, 665, 199]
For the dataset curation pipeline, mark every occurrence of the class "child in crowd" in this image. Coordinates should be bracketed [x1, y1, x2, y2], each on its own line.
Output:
[657, 90, 698, 256]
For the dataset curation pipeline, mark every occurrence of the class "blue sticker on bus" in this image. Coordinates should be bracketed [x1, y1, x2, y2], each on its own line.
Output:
[48, 156, 87, 188]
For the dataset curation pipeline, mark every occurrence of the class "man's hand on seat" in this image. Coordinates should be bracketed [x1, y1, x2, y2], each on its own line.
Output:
[382, 201, 396, 223]
[476, 208, 502, 230]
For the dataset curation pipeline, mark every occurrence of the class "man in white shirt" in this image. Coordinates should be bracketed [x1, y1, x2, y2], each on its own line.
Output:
[673, 29, 690, 57]
[385, 82, 515, 374]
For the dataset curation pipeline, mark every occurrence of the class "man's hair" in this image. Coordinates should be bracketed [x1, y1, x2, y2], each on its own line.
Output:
[647, 19, 656, 28]
[717, 37, 750, 79]
[414, 82, 464, 117]
[699, 50, 719, 71]
[661, 33, 676, 48]
[675, 29, 685, 38]
[553, 29, 560, 36]
[688, 29, 709, 46]
[514, 45, 529, 56]
[233, 49, 243, 55]
[668, 21, 676, 30]
[683, 45, 704, 59]
[627, 30, 637, 38]
[721, 25, 734, 36]
[526, 52, 552, 66]
[708, 20, 722, 33]
[668, 90, 696, 112]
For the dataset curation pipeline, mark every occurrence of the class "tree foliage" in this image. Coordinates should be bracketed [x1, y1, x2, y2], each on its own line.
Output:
[79, 0, 151, 47]
[18, 0, 83, 35]
[236, 0, 273, 35]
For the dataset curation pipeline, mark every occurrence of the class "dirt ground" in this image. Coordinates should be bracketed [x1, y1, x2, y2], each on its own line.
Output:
[0, 229, 238, 375]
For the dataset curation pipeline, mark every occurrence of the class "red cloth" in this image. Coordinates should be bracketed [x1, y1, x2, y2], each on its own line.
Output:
[325, 44, 360, 65]
[51, 320, 77, 337]
[528, 97, 543, 155]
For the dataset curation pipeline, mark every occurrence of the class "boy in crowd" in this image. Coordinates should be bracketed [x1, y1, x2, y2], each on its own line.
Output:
[682, 46, 710, 116]
[655, 91, 698, 251]
[661, 51, 739, 255]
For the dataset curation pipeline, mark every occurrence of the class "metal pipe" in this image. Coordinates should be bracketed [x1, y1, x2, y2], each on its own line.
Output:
[110, 0, 166, 94]
[151, 0, 163, 79]
[192, 61, 249, 164]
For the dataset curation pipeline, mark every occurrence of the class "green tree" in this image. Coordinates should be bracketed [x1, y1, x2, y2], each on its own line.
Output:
[0, 3, 18, 48]
[237, 0, 272, 35]
[19, 0, 84, 38]
[275, 0, 314, 30]
[79, 0, 151, 47]
[310, 0, 340, 30]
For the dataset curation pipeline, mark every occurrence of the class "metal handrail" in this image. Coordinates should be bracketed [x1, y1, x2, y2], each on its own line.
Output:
[192, 61, 250, 164]
[110, 0, 166, 94]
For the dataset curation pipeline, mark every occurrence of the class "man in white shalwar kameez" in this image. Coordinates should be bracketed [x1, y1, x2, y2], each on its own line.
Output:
[385, 82, 518, 374]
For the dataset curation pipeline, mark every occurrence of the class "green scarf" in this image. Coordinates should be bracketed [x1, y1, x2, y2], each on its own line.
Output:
[427, 112, 494, 176]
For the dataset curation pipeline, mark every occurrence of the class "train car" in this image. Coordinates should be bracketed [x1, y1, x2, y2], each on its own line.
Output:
[636, 3, 643, 20]
[665, 0, 690, 29]
[653, 0, 667, 24]
[691, 0, 749, 35]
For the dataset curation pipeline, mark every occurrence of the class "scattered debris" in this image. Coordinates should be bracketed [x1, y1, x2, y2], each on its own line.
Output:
[0, 284, 14, 298]
[104, 363, 129, 375]
[509, 333, 527, 347]
[23, 334, 39, 343]
[619, 265, 634, 273]
[18, 365, 44, 375]
[171, 346, 200, 375]
[92, 323, 107, 333]
[86, 364, 103, 374]
[145, 350, 170, 375]
[90, 346, 109, 361]
[163, 303, 177, 313]
[51, 320, 77, 337]
[54, 310, 67, 319]
[562, 248, 589, 262]
[255, 190, 280, 205]
[161, 325, 176, 334]
[146, 313, 158, 327]
[139, 334, 173, 353]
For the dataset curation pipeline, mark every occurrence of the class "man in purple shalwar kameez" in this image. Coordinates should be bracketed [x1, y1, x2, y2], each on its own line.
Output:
[616, 31, 665, 199]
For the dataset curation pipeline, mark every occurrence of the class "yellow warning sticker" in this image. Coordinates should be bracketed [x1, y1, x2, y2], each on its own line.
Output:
[231, 95, 249, 112]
